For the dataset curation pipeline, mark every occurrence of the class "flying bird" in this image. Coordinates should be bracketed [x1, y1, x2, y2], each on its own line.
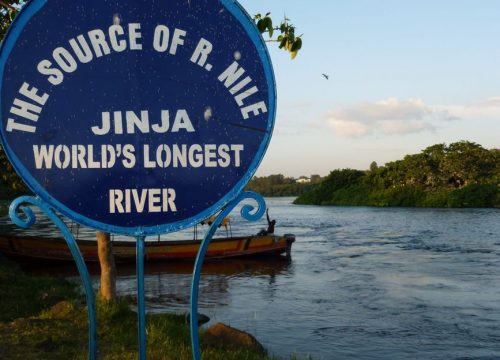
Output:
[322, 73, 329, 80]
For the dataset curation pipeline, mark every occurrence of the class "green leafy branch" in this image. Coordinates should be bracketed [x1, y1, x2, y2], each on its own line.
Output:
[254, 13, 302, 59]
[0, 0, 21, 39]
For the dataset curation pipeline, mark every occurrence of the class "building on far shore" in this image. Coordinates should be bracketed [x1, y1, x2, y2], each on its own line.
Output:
[295, 175, 322, 184]
[295, 176, 311, 184]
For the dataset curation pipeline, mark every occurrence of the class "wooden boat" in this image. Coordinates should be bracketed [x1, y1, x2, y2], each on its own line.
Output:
[0, 233, 295, 263]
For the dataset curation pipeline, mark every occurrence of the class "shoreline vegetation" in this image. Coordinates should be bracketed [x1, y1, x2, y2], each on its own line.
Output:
[245, 141, 500, 208]
[293, 141, 500, 207]
[0, 258, 303, 360]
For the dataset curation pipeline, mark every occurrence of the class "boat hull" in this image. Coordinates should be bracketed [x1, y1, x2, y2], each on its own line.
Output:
[0, 234, 295, 263]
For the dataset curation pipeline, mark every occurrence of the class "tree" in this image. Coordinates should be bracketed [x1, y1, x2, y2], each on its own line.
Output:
[0, 2, 28, 194]
[0, 1, 18, 39]
[441, 141, 495, 188]
[0, 146, 27, 192]
[96, 231, 117, 300]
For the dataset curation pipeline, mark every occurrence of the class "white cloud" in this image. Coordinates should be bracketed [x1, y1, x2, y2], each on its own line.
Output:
[475, 96, 500, 108]
[326, 97, 459, 138]
[380, 120, 435, 135]
[437, 97, 500, 120]
[329, 119, 371, 137]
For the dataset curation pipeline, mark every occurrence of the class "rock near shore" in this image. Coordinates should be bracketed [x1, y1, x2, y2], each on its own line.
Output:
[203, 322, 266, 354]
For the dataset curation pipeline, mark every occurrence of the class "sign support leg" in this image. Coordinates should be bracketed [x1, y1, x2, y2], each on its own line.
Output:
[189, 191, 266, 360]
[9, 196, 97, 360]
[136, 236, 147, 360]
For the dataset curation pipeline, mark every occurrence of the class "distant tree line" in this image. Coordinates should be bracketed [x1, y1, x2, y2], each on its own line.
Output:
[246, 174, 322, 197]
[294, 141, 500, 208]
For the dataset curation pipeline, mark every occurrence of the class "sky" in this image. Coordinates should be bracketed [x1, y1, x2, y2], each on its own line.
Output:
[238, 0, 500, 178]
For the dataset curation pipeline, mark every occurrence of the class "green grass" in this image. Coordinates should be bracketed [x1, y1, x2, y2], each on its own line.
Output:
[0, 259, 79, 323]
[0, 258, 304, 359]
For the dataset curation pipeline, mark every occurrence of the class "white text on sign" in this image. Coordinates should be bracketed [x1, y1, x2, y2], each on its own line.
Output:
[6, 23, 269, 134]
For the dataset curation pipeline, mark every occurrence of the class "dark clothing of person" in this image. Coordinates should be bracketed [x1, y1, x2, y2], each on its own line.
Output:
[257, 209, 276, 236]
[266, 210, 276, 234]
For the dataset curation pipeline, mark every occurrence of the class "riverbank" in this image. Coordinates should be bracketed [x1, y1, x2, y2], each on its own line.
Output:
[0, 257, 295, 360]
[294, 142, 500, 208]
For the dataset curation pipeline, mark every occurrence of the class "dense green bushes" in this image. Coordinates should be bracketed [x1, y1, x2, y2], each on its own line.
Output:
[447, 183, 499, 207]
[295, 141, 500, 208]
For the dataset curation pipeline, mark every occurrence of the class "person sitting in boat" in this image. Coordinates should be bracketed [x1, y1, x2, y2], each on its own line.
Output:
[258, 208, 276, 235]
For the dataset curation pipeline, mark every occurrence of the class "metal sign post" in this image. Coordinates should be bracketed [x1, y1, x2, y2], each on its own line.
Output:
[190, 191, 266, 360]
[9, 195, 98, 358]
[0, 0, 276, 359]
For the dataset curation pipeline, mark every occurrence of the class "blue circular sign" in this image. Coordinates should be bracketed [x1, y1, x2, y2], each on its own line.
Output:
[0, 0, 275, 236]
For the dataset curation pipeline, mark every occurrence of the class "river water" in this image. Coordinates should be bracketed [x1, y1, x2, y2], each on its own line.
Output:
[3, 197, 500, 359]
[110, 198, 500, 359]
